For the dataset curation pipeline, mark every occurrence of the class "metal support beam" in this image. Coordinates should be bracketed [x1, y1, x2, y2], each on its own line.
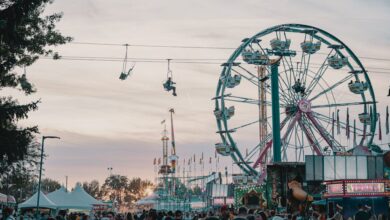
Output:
[271, 62, 281, 162]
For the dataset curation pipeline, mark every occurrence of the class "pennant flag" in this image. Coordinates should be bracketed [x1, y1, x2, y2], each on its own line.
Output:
[353, 119, 357, 147]
[332, 112, 335, 137]
[336, 110, 340, 135]
[346, 108, 350, 139]
[386, 106, 389, 135]
[379, 114, 382, 141]
[161, 119, 166, 124]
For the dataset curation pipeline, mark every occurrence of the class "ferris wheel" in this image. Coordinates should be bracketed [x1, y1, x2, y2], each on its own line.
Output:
[214, 24, 377, 177]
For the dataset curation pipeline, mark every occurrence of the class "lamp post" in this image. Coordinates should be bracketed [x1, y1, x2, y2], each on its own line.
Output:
[36, 136, 60, 218]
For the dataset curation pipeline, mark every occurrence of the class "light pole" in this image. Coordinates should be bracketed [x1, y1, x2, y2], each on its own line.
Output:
[36, 136, 60, 218]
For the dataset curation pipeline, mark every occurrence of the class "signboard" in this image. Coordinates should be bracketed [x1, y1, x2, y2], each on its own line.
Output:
[232, 175, 257, 185]
[327, 183, 343, 194]
[324, 180, 390, 198]
[346, 183, 384, 194]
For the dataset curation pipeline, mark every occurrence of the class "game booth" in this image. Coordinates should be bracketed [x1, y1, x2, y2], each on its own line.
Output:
[306, 155, 389, 219]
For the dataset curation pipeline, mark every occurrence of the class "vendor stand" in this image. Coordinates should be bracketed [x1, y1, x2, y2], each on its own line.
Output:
[324, 179, 390, 219]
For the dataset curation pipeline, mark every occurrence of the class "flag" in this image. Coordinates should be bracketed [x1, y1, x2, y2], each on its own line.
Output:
[379, 114, 382, 141]
[336, 110, 340, 135]
[346, 108, 350, 139]
[353, 119, 357, 147]
[332, 112, 335, 137]
[193, 154, 196, 162]
[386, 106, 389, 135]
[209, 157, 212, 164]
[158, 158, 161, 165]
[161, 119, 166, 124]
[245, 148, 248, 157]
[153, 158, 156, 165]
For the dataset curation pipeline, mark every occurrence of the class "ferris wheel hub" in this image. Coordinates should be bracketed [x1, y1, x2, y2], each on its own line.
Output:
[298, 99, 311, 113]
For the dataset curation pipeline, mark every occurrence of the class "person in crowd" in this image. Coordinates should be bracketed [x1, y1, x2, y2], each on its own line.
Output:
[355, 204, 370, 220]
[234, 207, 247, 220]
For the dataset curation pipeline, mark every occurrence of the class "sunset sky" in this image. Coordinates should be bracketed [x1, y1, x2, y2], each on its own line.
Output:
[11, 0, 390, 188]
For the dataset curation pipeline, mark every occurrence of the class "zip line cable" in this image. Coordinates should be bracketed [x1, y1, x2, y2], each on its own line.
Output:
[39, 56, 390, 74]
[68, 41, 390, 62]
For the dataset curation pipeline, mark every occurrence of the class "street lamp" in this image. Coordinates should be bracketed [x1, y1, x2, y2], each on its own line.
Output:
[36, 136, 60, 218]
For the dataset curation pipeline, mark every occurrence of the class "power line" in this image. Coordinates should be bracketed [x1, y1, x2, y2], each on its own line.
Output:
[69, 41, 390, 62]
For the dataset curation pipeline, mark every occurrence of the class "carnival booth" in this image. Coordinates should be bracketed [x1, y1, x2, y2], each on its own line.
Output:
[18, 190, 57, 215]
[207, 183, 234, 209]
[306, 155, 389, 219]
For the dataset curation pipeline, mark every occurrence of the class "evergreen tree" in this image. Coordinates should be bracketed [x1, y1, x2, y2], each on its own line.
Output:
[0, 0, 71, 172]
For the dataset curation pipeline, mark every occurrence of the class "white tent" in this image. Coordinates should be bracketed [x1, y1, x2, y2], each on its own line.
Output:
[68, 184, 104, 208]
[46, 186, 81, 210]
[19, 191, 57, 209]
[135, 193, 159, 205]
[47, 185, 104, 210]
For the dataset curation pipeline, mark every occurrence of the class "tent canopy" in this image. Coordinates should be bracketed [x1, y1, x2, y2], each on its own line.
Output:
[19, 191, 57, 209]
[21, 185, 104, 211]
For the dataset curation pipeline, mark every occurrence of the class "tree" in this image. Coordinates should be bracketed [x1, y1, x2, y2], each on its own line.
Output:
[125, 177, 154, 205]
[82, 180, 101, 199]
[0, 0, 71, 173]
[101, 175, 129, 204]
[41, 178, 61, 193]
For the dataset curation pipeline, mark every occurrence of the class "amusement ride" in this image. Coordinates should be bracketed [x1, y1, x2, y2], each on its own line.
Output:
[214, 24, 379, 179]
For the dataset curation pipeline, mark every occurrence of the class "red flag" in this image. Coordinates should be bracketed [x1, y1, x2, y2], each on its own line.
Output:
[346, 108, 350, 139]
[379, 114, 382, 141]
[337, 110, 340, 135]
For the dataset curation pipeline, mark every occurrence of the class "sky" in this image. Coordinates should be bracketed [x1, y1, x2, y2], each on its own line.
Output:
[10, 0, 390, 189]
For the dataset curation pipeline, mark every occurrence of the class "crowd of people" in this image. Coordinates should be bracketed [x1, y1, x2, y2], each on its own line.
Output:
[0, 204, 387, 220]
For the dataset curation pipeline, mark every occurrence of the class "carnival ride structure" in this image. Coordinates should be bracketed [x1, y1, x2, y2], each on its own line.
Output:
[214, 24, 378, 179]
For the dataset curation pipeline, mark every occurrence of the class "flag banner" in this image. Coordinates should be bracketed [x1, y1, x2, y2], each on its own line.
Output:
[386, 106, 389, 135]
[161, 119, 166, 124]
[332, 112, 335, 137]
[346, 108, 350, 139]
[337, 110, 340, 135]
[379, 114, 382, 141]
[353, 119, 357, 146]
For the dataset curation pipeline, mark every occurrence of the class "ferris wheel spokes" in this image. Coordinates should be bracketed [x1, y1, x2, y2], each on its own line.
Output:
[309, 74, 354, 102]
